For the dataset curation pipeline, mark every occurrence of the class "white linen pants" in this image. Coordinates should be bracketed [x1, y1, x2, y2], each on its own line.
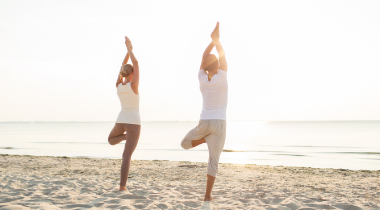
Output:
[180, 119, 226, 177]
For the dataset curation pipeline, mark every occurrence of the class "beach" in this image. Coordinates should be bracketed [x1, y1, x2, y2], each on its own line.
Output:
[0, 155, 379, 209]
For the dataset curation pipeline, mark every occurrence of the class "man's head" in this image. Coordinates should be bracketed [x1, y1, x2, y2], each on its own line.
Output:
[202, 54, 219, 73]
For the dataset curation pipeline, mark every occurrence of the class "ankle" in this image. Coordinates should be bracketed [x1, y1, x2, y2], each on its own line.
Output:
[204, 194, 213, 201]
[119, 186, 127, 191]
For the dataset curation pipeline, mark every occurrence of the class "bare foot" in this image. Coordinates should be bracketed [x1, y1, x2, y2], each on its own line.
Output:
[119, 186, 128, 191]
[204, 195, 213, 201]
[192, 138, 206, 148]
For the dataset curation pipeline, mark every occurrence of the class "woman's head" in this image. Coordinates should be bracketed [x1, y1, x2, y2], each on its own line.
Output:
[119, 64, 133, 78]
[202, 54, 219, 72]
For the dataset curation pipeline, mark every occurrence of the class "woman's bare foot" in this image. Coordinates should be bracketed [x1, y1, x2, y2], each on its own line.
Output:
[109, 134, 127, 146]
[204, 195, 213, 201]
[119, 186, 128, 191]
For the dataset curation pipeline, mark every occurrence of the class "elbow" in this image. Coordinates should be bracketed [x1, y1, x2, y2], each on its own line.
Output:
[133, 60, 139, 66]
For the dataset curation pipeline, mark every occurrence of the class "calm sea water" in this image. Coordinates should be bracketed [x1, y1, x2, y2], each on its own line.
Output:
[0, 121, 379, 170]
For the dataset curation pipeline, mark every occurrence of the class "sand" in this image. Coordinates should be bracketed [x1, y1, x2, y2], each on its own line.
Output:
[0, 155, 379, 209]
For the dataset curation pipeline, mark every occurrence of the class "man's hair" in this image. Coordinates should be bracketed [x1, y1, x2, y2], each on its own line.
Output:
[203, 54, 218, 72]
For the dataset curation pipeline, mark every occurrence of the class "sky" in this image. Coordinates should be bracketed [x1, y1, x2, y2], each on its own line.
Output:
[1, 0, 380, 121]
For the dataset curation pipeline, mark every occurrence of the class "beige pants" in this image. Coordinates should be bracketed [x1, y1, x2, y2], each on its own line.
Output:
[181, 119, 226, 177]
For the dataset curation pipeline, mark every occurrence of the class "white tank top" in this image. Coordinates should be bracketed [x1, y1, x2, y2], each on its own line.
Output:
[198, 69, 228, 120]
[116, 83, 141, 125]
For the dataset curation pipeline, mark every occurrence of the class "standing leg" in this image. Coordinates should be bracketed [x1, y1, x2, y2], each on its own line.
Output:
[204, 121, 226, 201]
[108, 123, 127, 145]
[205, 174, 216, 201]
[119, 124, 141, 191]
[203, 133, 224, 201]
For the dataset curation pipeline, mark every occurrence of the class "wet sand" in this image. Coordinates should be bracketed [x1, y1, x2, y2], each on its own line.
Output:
[0, 155, 379, 209]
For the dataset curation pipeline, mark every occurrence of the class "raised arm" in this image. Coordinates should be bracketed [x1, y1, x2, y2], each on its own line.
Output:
[200, 41, 215, 70]
[125, 36, 139, 94]
[211, 22, 227, 72]
[116, 52, 131, 87]
[122, 52, 130, 66]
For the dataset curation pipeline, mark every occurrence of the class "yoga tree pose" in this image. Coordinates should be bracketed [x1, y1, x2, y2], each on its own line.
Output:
[181, 22, 228, 201]
[108, 36, 141, 191]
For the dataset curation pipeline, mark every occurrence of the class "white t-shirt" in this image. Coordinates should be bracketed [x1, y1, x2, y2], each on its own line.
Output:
[198, 69, 228, 120]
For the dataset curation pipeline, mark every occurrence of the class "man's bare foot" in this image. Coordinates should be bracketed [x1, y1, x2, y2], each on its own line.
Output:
[119, 186, 127, 191]
[204, 195, 213, 201]
[192, 139, 206, 148]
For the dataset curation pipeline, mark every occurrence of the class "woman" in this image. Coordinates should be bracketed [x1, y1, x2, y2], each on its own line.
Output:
[108, 36, 140, 191]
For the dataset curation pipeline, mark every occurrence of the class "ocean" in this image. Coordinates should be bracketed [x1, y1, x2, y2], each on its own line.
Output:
[1, 121, 379, 170]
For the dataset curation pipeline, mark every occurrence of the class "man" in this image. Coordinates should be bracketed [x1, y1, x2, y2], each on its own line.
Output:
[181, 22, 228, 201]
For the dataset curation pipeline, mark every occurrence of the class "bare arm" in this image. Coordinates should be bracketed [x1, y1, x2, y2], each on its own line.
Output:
[125, 36, 139, 94]
[213, 40, 227, 72]
[116, 75, 123, 88]
[122, 52, 130, 66]
[211, 22, 227, 72]
[200, 41, 215, 70]
[116, 52, 130, 87]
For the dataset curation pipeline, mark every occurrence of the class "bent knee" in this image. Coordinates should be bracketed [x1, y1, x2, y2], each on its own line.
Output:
[181, 139, 192, 150]
[108, 137, 116, 145]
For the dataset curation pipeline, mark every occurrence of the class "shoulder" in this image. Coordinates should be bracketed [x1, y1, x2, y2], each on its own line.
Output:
[218, 69, 227, 75]
[198, 69, 207, 79]
[117, 83, 132, 91]
[216, 69, 227, 79]
[117, 82, 130, 87]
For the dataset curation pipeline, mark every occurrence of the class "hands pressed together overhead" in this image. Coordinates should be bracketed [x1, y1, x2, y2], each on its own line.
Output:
[125, 36, 133, 50]
[211, 22, 220, 43]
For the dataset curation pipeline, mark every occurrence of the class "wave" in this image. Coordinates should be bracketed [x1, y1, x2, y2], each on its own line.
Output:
[273, 154, 307, 156]
[222, 149, 287, 153]
[324, 152, 380, 155]
[285, 145, 358, 148]
[223, 149, 246, 152]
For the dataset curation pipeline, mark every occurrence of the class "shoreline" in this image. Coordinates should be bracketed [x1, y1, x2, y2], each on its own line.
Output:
[2, 153, 380, 171]
[1, 155, 379, 209]
[2, 153, 379, 172]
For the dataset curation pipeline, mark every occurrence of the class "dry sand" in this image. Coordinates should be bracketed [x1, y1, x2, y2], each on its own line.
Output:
[0, 155, 379, 209]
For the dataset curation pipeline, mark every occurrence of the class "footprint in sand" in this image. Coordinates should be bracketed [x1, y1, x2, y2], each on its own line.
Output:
[64, 204, 93, 209]
[334, 204, 363, 210]
[182, 201, 202, 208]
[132, 190, 149, 196]
[156, 204, 169, 209]
[79, 187, 92, 194]
[41, 189, 54, 195]
[105, 199, 123, 204]
[283, 202, 302, 210]
[0, 204, 30, 210]
[119, 194, 147, 200]
[101, 183, 114, 190]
